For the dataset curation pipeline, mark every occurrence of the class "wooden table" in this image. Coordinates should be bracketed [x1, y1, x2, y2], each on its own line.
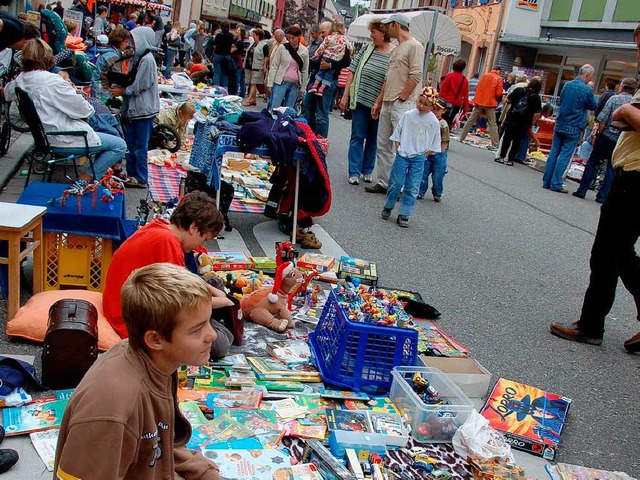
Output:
[0, 202, 46, 320]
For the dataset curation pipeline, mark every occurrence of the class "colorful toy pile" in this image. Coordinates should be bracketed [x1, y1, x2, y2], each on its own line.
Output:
[333, 284, 414, 328]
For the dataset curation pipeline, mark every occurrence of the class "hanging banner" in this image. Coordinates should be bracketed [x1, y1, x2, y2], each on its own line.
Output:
[516, 0, 539, 11]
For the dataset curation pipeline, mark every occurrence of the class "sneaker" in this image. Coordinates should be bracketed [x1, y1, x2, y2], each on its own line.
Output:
[624, 331, 640, 353]
[551, 188, 569, 194]
[315, 89, 324, 97]
[549, 322, 602, 345]
[396, 215, 409, 228]
[433, 196, 441, 203]
[362, 174, 373, 183]
[505, 160, 514, 166]
[494, 158, 504, 164]
[0, 449, 18, 474]
[307, 88, 317, 94]
[380, 208, 391, 220]
[348, 176, 359, 185]
[417, 194, 424, 199]
[365, 184, 387, 194]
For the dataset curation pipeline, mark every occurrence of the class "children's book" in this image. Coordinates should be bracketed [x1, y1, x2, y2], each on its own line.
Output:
[205, 251, 252, 270]
[549, 462, 634, 480]
[2, 398, 68, 436]
[319, 388, 370, 401]
[254, 380, 306, 392]
[187, 365, 214, 379]
[325, 409, 370, 433]
[274, 463, 324, 480]
[480, 378, 572, 461]
[209, 353, 248, 369]
[340, 397, 399, 414]
[225, 369, 257, 388]
[193, 370, 228, 391]
[265, 340, 312, 366]
[251, 256, 276, 271]
[283, 420, 327, 440]
[414, 320, 469, 357]
[214, 409, 284, 448]
[297, 395, 335, 424]
[54, 389, 75, 400]
[30, 429, 59, 471]
[297, 253, 336, 272]
[206, 390, 262, 410]
[337, 256, 378, 286]
[177, 388, 209, 412]
[179, 401, 208, 428]
[186, 415, 256, 450]
[202, 449, 292, 479]
[247, 357, 321, 382]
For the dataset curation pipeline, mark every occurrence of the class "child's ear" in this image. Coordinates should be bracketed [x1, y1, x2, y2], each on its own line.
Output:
[144, 330, 167, 352]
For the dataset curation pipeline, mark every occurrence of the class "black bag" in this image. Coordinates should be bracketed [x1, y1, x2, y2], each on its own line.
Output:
[510, 94, 529, 117]
[106, 49, 153, 88]
[41, 299, 98, 390]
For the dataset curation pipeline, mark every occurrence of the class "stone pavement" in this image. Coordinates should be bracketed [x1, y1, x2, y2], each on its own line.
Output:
[0, 132, 33, 201]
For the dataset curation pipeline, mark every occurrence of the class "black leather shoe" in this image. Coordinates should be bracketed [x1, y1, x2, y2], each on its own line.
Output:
[0, 449, 19, 474]
[364, 184, 387, 194]
[550, 322, 602, 345]
[572, 191, 585, 199]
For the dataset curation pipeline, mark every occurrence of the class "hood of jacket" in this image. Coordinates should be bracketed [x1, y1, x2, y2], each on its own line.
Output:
[131, 26, 156, 58]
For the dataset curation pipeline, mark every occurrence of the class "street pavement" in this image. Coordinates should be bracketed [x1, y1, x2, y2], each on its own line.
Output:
[0, 109, 637, 478]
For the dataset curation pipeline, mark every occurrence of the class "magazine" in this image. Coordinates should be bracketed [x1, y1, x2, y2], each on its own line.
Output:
[30, 429, 60, 471]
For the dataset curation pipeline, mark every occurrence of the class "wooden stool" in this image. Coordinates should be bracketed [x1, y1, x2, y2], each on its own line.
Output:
[0, 203, 46, 321]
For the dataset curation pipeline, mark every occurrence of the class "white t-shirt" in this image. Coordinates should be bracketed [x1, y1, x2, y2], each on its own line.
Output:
[390, 108, 441, 158]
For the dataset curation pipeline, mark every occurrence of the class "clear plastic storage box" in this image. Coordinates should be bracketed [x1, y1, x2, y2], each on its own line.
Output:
[390, 366, 474, 443]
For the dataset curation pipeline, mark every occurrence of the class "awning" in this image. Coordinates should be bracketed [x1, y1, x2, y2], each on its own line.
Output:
[147, 1, 171, 11]
[107, 0, 147, 6]
[500, 34, 636, 52]
[347, 11, 461, 56]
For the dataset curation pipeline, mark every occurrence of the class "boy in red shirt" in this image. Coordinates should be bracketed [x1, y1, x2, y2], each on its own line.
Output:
[102, 192, 233, 352]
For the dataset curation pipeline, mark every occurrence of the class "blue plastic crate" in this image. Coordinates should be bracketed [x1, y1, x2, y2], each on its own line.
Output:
[309, 290, 418, 395]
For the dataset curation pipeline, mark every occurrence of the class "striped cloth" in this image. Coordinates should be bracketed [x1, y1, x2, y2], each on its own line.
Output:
[348, 48, 391, 109]
[148, 163, 187, 204]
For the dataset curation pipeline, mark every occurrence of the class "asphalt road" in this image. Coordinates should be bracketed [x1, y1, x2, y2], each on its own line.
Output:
[1, 109, 638, 477]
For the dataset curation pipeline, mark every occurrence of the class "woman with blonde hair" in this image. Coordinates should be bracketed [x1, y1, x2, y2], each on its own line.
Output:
[164, 21, 182, 80]
[5, 39, 127, 181]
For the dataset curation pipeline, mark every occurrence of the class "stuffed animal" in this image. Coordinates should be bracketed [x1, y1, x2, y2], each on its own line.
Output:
[240, 262, 303, 332]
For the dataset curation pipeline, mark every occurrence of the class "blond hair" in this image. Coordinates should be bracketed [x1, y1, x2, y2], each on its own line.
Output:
[331, 20, 345, 34]
[21, 39, 54, 72]
[121, 263, 212, 351]
[178, 101, 196, 116]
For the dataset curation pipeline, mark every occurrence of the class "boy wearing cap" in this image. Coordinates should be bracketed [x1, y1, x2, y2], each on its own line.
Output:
[366, 13, 425, 195]
[418, 98, 450, 202]
[381, 86, 441, 228]
[55, 263, 222, 480]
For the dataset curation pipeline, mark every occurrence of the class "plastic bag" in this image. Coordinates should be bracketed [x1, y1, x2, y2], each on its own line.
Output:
[452, 410, 514, 463]
[171, 72, 194, 90]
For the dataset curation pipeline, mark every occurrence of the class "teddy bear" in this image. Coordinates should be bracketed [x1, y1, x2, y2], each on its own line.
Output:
[240, 261, 304, 332]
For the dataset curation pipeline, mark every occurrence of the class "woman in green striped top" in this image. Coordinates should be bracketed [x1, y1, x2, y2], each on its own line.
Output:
[340, 20, 394, 185]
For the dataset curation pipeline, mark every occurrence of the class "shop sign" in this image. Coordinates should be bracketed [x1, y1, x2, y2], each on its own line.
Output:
[516, 0, 539, 11]
[435, 45, 460, 56]
[454, 14, 476, 35]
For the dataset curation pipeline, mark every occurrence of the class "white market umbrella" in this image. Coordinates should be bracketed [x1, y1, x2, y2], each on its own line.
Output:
[347, 10, 461, 56]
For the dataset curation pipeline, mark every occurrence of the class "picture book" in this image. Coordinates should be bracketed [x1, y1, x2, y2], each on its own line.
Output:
[297, 395, 335, 424]
[319, 388, 370, 401]
[186, 415, 256, 450]
[2, 398, 68, 436]
[480, 378, 572, 460]
[205, 251, 252, 270]
[251, 256, 276, 271]
[254, 380, 306, 392]
[369, 412, 405, 436]
[551, 462, 634, 480]
[274, 463, 324, 480]
[225, 369, 257, 388]
[266, 340, 312, 366]
[177, 388, 209, 412]
[179, 401, 208, 428]
[214, 409, 283, 448]
[187, 365, 214, 379]
[209, 353, 248, 368]
[193, 369, 228, 391]
[54, 389, 75, 400]
[247, 357, 321, 382]
[337, 256, 378, 286]
[340, 397, 399, 414]
[30, 429, 59, 471]
[297, 253, 336, 272]
[206, 390, 262, 410]
[325, 409, 370, 433]
[283, 420, 327, 440]
[202, 449, 292, 479]
[414, 320, 469, 357]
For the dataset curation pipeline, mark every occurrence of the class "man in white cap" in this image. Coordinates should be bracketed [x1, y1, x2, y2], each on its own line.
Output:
[366, 13, 425, 194]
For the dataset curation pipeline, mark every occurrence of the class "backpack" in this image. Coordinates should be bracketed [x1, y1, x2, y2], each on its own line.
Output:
[41, 299, 98, 390]
[106, 49, 153, 88]
[511, 93, 529, 117]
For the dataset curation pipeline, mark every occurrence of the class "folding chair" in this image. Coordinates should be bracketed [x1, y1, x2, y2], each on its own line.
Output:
[15, 87, 96, 186]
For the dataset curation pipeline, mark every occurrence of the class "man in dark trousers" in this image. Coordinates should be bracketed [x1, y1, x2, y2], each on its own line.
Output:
[550, 25, 640, 354]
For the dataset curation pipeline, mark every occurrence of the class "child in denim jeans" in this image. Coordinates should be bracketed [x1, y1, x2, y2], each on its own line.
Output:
[418, 99, 449, 202]
[308, 20, 348, 96]
[381, 87, 441, 228]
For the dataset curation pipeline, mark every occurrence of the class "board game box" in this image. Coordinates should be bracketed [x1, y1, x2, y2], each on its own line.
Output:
[297, 253, 336, 272]
[480, 378, 571, 460]
[337, 256, 378, 286]
[204, 251, 252, 271]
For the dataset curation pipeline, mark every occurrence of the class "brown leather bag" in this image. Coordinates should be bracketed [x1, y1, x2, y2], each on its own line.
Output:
[41, 299, 98, 390]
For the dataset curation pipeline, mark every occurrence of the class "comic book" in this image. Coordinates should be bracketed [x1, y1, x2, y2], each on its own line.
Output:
[179, 401, 208, 428]
[325, 409, 371, 433]
[202, 449, 292, 479]
[283, 420, 327, 440]
[187, 366, 214, 379]
[297, 395, 335, 424]
[206, 390, 262, 410]
[480, 378, 571, 460]
[2, 398, 69, 436]
[177, 388, 209, 412]
[30, 429, 59, 471]
[186, 415, 256, 450]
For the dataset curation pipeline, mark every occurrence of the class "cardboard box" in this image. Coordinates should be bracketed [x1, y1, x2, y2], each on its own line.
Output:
[297, 253, 336, 272]
[419, 356, 491, 398]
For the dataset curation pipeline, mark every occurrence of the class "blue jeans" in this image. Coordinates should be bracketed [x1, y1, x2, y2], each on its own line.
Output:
[270, 81, 300, 109]
[236, 68, 246, 97]
[384, 152, 425, 217]
[313, 67, 333, 87]
[543, 130, 581, 191]
[303, 79, 337, 138]
[515, 131, 530, 162]
[163, 48, 178, 79]
[213, 54, 230, 88]
[419, 150, 448, 198]
[348, 104, 378, 178]
[124, 117, 154, 183]
[575, 134, 616, 202]
[51, 132, 127, 179]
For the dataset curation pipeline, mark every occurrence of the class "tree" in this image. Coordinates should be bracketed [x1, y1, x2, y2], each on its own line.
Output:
[283, 0, 318, 32]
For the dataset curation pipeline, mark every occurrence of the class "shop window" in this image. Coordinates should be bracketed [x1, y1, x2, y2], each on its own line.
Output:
[542, 67, 560, 95]
[548, 0, 573, 21]
[536, 53, 563, 65]
[613, 0, 640, 22]
[579, 0, 605, 21]
[604, 59, 637, 74]
[564, 56, 592, 68]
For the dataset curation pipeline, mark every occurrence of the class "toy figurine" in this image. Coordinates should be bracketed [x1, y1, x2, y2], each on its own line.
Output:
[240, 262, 304, 332]
[275, 241, 298, 267]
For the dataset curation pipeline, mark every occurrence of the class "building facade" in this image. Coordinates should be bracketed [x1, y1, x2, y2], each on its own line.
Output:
[498, 0, 639, 97]
[372, 0, 448, 10]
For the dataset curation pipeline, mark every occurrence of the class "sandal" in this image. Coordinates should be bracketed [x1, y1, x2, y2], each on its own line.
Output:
[125, 177, 148, 189]
[112, 167, 128, 181]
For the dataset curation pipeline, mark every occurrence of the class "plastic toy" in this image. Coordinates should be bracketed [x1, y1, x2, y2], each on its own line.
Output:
[275, 241, 298, 267]
[240, 262, 303, 332]
[406, 446, 426, 458]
